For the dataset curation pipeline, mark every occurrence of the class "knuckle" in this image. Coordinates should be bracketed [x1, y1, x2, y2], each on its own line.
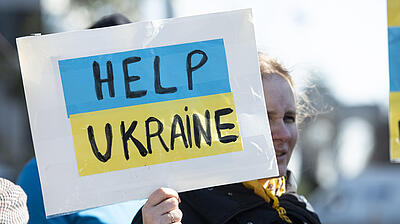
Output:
[155, 188, 165, 195]
[166, 197, 179, 208]
[158, 187, 169, 193]
[177, 208, 183, 217]
[173, 209, 183, 221]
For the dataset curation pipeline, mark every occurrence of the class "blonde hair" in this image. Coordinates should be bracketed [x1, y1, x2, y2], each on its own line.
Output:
[258, 52, 294, 88]
[258, 52, 329, 126]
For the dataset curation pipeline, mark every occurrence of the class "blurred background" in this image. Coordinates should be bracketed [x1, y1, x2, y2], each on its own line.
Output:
[0, 0, 398, 223]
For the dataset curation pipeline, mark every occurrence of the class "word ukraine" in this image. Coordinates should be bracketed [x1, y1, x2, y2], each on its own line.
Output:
[58, 39, 243, 176]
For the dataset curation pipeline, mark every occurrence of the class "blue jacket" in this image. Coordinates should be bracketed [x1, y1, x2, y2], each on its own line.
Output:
[17, 158, 145, 224]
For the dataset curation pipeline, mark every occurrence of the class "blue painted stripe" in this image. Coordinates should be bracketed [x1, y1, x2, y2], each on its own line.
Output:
[389, 27, 400, 92]
[58, 39, 231, 116]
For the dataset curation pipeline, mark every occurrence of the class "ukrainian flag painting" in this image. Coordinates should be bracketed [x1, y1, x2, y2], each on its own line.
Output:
[388, 0, 400, 162]
[58, 39, 243, 176]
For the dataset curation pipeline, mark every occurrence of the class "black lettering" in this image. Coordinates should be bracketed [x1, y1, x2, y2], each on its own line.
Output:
[93, 61, 115, 100]
[121, 121, 148, 158]
[186, 50, 208, 90]
[145, 117, 169, 153]
[185, 106, 192, 148]
[398, 120, 400, 139]
[154, 56, 177, 94]
[122, 57, 147, 98]
[193, 110, 211, 148]
[87, 124, 112, 162]
[170, 114, 188, 150]
[215, 108, 238, 143]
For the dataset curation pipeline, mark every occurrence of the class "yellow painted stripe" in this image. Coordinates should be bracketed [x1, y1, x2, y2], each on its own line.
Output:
[70, 92, 243, 176]
[388, 0, 400, 27]
[390, 92, 400, 160]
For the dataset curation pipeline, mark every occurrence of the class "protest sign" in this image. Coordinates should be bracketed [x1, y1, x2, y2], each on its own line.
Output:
[16, 9, 278, 216]
[388, 0, 400, 162]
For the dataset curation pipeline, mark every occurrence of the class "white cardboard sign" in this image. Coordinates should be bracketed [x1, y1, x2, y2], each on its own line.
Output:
[16, 9, 278, 216]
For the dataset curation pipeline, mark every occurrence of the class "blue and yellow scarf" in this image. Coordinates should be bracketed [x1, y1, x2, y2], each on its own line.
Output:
[243, 177, 292, 223]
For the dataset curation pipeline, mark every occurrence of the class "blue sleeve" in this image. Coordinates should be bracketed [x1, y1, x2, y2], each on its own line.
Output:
[71, 200, 147, 224]
[17, 158, 69, 224]
[17, 158, 146, 224]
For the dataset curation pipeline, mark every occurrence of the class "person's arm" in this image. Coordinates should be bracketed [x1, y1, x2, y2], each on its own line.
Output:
[17, 158, 70, 224]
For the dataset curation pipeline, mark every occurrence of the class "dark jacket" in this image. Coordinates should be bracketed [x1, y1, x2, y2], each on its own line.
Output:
[132, 183, 320, 224]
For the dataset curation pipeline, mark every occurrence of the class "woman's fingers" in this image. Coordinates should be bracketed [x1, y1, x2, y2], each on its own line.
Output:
[142, 188, 182, 224]
[146, 187, 180, 206]
[173, 208, 183, 222]
[162, 208, 182, 223]
[156, 197, 179, 214]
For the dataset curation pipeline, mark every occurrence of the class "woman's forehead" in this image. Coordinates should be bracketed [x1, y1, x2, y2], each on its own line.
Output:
[263, 74, 295, 94]
[263, 74, 296, 111]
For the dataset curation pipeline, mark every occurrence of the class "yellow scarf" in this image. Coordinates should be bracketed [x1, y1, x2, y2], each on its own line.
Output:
[242, 177, 292, 223]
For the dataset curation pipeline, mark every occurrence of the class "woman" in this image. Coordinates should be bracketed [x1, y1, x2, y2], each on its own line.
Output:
[132, 53, 321, 224]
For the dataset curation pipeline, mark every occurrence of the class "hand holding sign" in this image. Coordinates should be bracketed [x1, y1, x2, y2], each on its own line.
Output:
[142, 188, 182, 224]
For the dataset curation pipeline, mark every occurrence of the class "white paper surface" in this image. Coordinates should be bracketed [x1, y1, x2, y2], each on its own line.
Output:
[16, 9, 278, 216]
